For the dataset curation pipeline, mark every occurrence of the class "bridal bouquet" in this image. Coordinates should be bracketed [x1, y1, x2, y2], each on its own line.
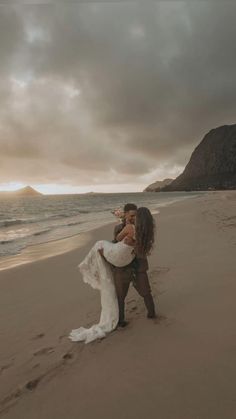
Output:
[111, 208, 125, 222]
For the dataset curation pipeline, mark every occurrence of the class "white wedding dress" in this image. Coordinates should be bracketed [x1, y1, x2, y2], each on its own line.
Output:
[69, 239, 135, 344]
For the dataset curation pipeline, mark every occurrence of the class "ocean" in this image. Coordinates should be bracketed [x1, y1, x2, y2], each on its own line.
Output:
[0, 191, 202, 259]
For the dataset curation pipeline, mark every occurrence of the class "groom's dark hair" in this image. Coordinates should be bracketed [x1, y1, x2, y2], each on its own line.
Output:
[124, 203, 137, 212]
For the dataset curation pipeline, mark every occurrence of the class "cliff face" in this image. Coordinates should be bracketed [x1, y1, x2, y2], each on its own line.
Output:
[144, 178, 173, 192]
[164, 124, 236, 191]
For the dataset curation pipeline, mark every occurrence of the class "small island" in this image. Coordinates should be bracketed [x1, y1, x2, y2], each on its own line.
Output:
[0, 186, 43, 197]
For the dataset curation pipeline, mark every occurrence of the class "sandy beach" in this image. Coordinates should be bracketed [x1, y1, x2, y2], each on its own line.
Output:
[0, 191, 236, 419]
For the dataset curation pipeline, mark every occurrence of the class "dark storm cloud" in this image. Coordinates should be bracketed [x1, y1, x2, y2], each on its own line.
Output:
[0, 1, 236, 186]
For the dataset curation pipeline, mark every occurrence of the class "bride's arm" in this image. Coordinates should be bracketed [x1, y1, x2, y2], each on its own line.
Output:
[116, 224, 134, 242]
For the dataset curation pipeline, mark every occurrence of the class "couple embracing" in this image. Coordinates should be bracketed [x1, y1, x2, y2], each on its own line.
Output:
[69, 203, 156, 344]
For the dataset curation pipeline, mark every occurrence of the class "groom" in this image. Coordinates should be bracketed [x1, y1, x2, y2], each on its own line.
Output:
[113, 203, 156, 327]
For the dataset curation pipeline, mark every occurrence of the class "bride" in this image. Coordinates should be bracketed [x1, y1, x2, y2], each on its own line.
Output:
[69, 207, 155, 344]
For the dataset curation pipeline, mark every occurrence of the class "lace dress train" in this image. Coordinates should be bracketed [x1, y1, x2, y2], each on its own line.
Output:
[69, 240, 134, 344]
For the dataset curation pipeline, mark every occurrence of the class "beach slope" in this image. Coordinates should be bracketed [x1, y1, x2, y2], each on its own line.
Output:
[0, 191, 236, 419]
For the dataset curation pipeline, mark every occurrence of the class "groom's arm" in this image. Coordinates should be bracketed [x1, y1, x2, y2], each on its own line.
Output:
[113, 222, 125, 243]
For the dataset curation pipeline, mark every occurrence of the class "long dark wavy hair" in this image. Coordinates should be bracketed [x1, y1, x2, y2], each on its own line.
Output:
[135, 207, 155, 257]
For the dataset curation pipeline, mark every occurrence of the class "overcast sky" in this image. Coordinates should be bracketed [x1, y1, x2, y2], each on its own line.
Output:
[0, 1, 236, 193]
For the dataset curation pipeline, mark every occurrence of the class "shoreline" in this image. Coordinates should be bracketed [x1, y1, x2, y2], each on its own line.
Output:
[0, 192, 201, 272]
[1, 190, 236, 418]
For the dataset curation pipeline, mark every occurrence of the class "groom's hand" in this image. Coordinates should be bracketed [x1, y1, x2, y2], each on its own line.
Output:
[124, 236, 135, 246]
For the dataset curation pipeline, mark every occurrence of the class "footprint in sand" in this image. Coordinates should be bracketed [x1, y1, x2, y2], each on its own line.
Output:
[25, 377, 41, 391]
[62, 352, 74, 360]
[152, 314, 174, 326]
[130, 306, 138, 312]
[33, 347, 55, 356]
[0, 361, 14, 375]
[32, 363, 41, 369]
[58, 334, 67, 342]
[0, 388, 22, 411]
[127, 299, 136, 305]
[150, 267, 170, 278]
[31, 333, 45, 340]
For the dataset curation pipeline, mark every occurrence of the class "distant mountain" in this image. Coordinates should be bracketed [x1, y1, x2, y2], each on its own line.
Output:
[144, 178, 173, 192]
[0, 186, 42, 196]
[15, 186, 42, 196]
[162, 124, 236, 191]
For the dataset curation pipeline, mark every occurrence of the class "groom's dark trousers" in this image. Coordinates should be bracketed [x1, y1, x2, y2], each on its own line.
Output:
[112, 224, 156, 323]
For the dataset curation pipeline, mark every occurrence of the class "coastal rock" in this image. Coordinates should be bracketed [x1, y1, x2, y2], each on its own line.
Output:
[144, 178, 173, 192]
[163, 124, 236, 191]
